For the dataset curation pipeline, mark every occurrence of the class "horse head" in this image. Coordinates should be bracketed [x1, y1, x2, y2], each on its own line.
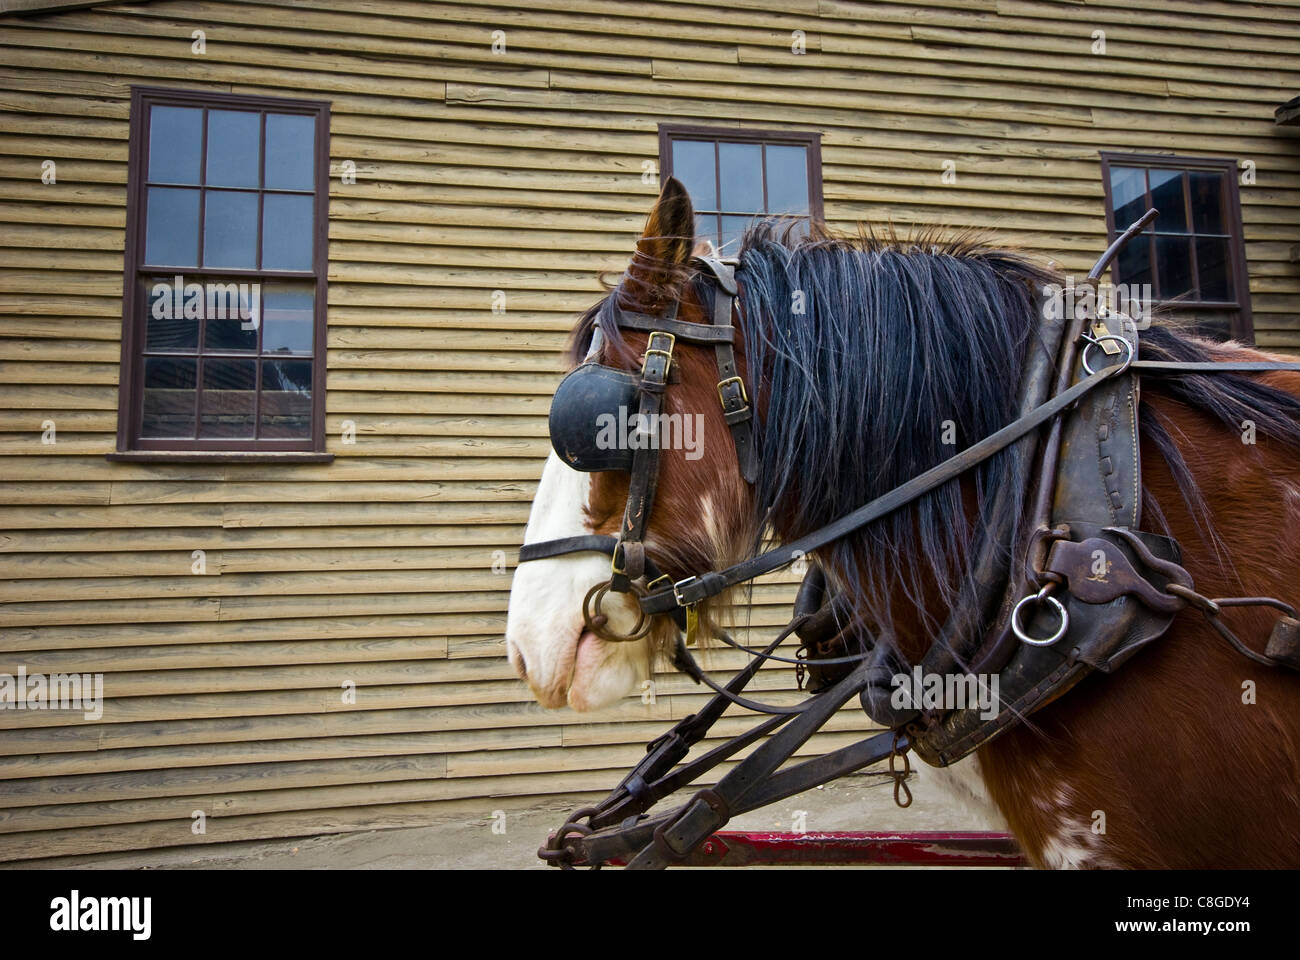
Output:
[505, 179, 755, 710]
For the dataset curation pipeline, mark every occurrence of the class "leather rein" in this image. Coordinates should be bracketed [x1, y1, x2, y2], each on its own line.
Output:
[526, 210, 1300, 868]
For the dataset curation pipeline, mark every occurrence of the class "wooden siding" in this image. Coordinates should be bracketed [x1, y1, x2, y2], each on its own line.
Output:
[1, 0, 1299, 862]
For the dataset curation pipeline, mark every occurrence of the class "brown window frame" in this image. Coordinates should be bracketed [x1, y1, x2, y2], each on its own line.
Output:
[112, 86, 331, 460]
[658, 124, 824, 253]
[1099, 151, 1253, 342]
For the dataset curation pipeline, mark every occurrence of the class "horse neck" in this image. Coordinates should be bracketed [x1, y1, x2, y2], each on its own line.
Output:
[1142, 383, 1300, 603]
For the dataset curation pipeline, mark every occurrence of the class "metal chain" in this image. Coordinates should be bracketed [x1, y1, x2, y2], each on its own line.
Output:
[889, 732, 913, 809]
[537, 806, 598, 869]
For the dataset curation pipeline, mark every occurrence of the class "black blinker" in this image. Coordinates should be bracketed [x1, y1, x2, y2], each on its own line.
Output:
[548, 362, 639, 472]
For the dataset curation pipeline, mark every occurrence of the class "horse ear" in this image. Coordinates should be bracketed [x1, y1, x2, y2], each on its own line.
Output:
[631, 177, 696, 288]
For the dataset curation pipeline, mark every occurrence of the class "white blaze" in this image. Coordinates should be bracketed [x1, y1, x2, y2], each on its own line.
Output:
[506, 451, 647, 710]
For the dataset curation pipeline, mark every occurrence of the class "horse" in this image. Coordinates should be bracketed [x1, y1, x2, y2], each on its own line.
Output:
[505, 177, 1300, 868]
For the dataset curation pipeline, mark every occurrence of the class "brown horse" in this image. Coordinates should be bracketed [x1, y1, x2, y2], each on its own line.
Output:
[505, 179, 1300, 868]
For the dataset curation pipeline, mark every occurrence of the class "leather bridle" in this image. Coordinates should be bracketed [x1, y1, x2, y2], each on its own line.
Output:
[524, 213, 1300, 868]
[519, 255, 755, 643]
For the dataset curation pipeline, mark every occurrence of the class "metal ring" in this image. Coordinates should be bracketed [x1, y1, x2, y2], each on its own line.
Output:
[582, 580, 652, 642]
[1080, 333, 1134, 377]
[1011, 586, 1070, 647]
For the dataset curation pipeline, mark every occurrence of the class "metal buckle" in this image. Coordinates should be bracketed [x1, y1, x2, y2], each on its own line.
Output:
[672, 575, 699, 608]
[611, 544, 626, 576]
[646, 573, 671, 593]
[643, 331, 675, 376]
[716, 375, 748, 407]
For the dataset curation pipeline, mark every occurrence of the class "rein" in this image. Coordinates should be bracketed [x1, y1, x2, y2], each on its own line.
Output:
[523, 210, 1300, 868]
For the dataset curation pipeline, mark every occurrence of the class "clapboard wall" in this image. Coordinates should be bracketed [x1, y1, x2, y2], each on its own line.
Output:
[0, 0, 1298, 862]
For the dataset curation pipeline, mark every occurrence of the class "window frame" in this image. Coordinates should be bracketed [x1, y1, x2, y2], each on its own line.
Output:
[113, 86, 331, 459]
[1099, 151, 1252, 342]
[658, 124, 825, 249]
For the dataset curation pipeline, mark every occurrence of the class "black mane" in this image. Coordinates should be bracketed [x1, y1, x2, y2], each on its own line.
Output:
[735, 221, 1059, 632]
[733, 220, 1300, 632]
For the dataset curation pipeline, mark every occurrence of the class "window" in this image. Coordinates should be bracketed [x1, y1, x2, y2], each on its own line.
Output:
[114, 87, 330, 456]
[659, 125, 823, 255]
[1100, 153, 1252, 341]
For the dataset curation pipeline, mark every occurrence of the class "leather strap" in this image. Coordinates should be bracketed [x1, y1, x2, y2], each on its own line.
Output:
[610, 329, 673, 590]
[518, 533, 687, 631]
[1133, 360, 1300, 373]
[519, 534, 618, 563]
[625, 659, 883, 868]
[614, 310, 736, 344]
[697, 257, 759, 484]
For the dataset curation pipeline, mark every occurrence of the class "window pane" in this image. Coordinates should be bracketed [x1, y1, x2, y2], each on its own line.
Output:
[203, 280, 259, 351]
[142, 357, 196, 438]
[695, 212, 720, 248]
[262, 193, 314, 270]
[721, 214, 756, 255]
[146, 279, 198, 350]
[718, 142, 763, 212]
[672, 140, 717, 210]
[203, 190, 259, 269]
[1115, 233, 1153, 288]
[148, 106, 202, 185]
[206, 110, 261, 188]
[1110, 166, 1146, 230]
[1149, 169, 1187, 233]
[765, 145, 809, 215]
[261, 358, 313, 438]
[262, 285, 315, 354]
[144, 187, 200, 267]
[1189, 172, 1225, 234]
[1155, 235, 1194, 298]
[199, 358, 257, 438]
[1196, 237, 1233, 302]
[265, 114, 316, 191]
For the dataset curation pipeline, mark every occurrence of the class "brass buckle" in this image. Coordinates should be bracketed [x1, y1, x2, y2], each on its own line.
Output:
[717, 375, 748, 407]
[611, 542, 626, 576]
[642, 331, 675, 376]
[646, 573, 671, 593]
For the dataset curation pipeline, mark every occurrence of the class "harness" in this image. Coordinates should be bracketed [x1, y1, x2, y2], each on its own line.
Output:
[523, 210, 1300, 869]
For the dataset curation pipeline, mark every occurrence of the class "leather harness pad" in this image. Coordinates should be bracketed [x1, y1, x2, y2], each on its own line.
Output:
[1051, 312, 1142, 528]
[908, 310, 1183, 766]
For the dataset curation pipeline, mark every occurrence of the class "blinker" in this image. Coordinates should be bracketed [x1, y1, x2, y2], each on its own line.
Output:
[549, 362, 639, 472]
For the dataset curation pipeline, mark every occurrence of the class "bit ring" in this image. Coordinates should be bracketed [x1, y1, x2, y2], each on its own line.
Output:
[583, 580, 653, 642]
